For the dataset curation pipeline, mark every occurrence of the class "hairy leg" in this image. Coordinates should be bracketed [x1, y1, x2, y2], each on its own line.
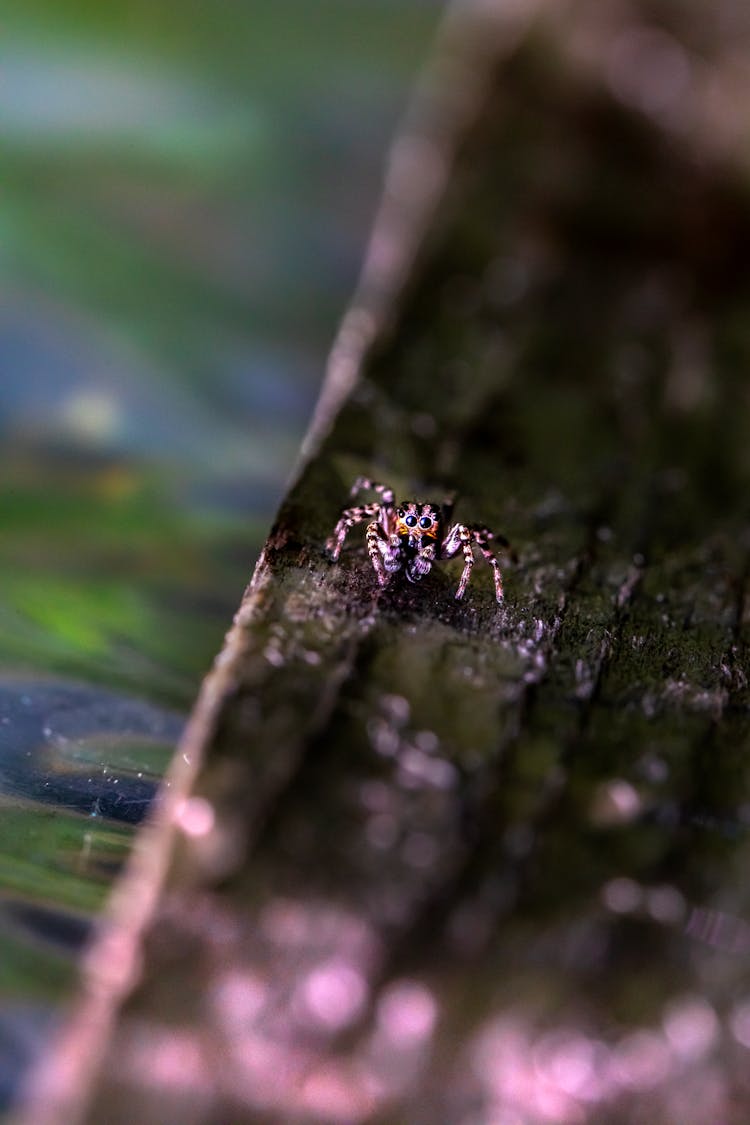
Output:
[327, 502, 381, 560]
[366, 520, 402, 585]
[349, 477, 395, 505]
[349, 477, 395, 535]
[442, 523, 506, 602]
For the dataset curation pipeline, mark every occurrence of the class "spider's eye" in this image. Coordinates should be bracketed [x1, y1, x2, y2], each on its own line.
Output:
[404, 514, 418, 528]
[419, 515, 433, 530]
[396, 508, 405, 518]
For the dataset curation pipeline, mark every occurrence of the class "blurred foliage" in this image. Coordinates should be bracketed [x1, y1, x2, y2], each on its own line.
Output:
[0, 462, 261, 706]
[0, 0, 442, 709]
[0, 800, 130, 919]
[0, 797, 135, 1016]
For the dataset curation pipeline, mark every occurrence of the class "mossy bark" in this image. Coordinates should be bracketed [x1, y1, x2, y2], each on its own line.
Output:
[19, 2, 750, 1123]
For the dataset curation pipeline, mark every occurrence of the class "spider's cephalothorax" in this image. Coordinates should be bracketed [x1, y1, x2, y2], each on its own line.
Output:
[327, 477, 510, 603]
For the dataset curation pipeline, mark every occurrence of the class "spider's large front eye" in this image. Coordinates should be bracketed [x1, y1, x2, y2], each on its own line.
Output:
[404, 514, 418, 528]
[419, 515, 433, 530]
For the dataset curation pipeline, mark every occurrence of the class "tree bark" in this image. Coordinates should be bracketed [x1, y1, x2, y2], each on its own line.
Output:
[18, 1, 750, 1123]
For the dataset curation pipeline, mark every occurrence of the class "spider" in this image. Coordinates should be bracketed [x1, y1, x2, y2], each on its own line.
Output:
[327, 477, 511, 603]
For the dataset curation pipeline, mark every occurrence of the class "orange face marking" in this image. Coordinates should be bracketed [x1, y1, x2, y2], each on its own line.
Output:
[396, 502, 440, 540]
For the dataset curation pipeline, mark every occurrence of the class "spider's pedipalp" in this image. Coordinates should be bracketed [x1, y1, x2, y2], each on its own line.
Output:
[406, 540, 436, 583]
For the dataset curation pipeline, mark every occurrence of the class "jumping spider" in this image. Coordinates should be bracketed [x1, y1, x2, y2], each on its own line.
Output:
[327, 476, 511, 603]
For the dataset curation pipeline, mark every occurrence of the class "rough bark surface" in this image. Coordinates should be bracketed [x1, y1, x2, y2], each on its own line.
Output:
[18, 1, 750, 1123]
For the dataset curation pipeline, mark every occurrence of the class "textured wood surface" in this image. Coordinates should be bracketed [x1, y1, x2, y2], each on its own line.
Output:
[18, 2, 750, 1123]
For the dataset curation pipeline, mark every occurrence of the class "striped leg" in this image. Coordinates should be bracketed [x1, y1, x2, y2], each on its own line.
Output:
[349, 477, 394, 505]
[366, 521, 388, 585]
[327, 502, 381, 560]
[366, 520, 404, 586]
[350, 477, 395, 532]
[456, 527, 476, 600]
[442, 523, 508, 603]
[470, 525, 506, 602]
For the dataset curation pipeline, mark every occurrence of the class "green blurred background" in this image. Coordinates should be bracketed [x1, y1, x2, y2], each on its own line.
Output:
[0, 0, 442, 1107]
[2, 0, 443, 708]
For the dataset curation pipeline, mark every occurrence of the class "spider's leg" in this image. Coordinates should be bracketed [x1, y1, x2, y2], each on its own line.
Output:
[444, 523, 507, 602]
[348, 477, 396, 536]
[468, 524, 509, 603]
[366, 520, 401, 585]
[327, 502, 381, 560]
[454, 525, 476, 600]
[365, 521, 387, 585]
[350, 477, 394, 505]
